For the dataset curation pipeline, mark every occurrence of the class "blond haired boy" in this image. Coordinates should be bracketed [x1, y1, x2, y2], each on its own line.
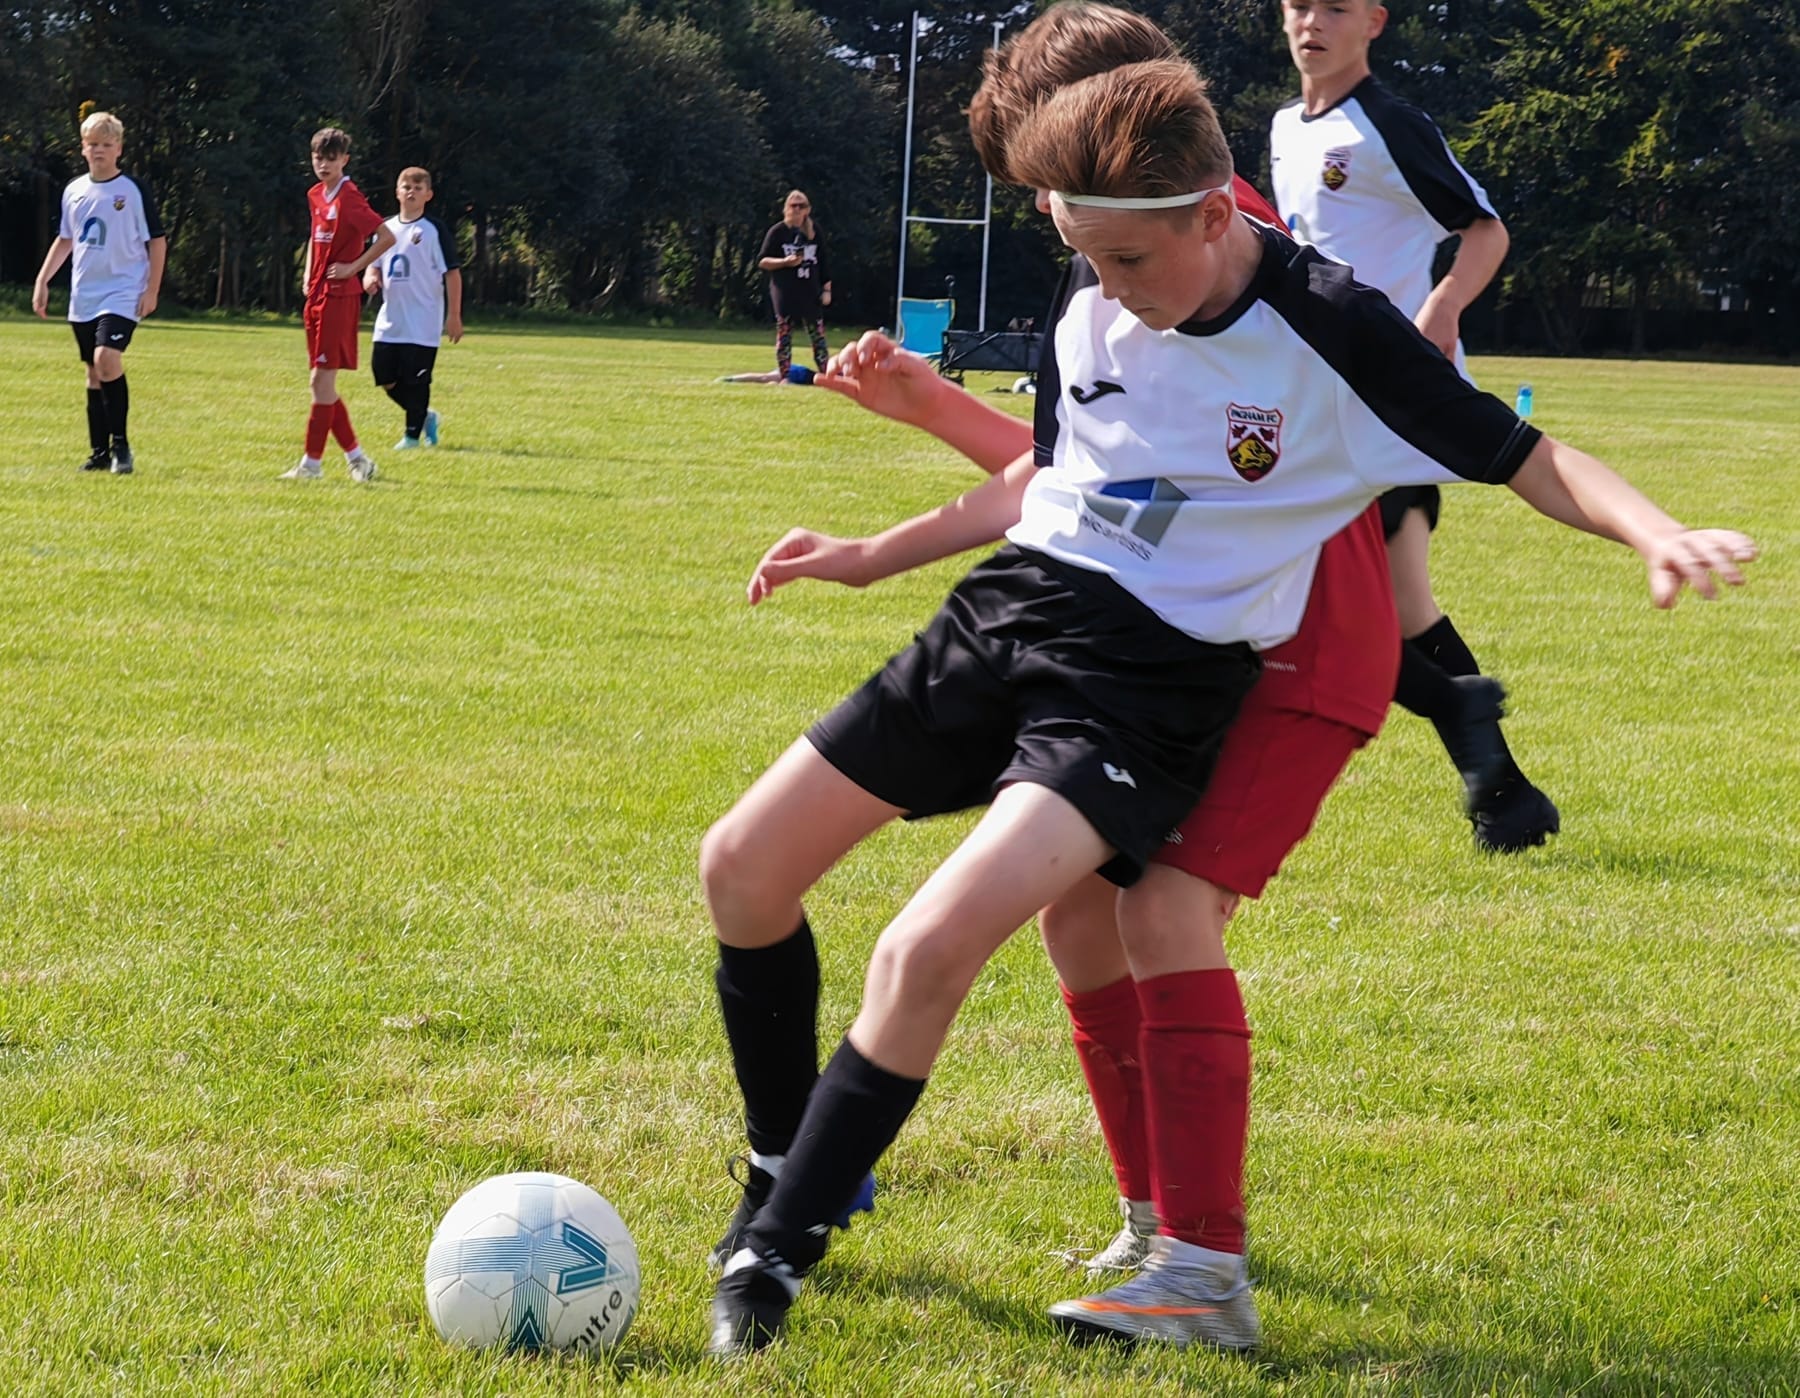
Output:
[32, 110, 166, 475]
[362, 167, 463, 451]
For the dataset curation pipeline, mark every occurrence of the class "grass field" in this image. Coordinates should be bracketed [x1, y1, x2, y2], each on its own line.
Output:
[1, 314, 1796, 1396]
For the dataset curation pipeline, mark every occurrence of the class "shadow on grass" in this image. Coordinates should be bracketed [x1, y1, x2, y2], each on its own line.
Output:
[1544, 834, 1787, 889]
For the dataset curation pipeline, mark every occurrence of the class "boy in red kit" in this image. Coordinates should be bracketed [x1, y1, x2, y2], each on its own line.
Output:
[281, 127, 395, 482]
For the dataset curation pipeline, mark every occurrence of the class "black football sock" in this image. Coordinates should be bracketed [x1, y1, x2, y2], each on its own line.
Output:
[1412, 614, 1525, 783]
[1393, 639, 1463, 725]
[86, 388, 109, 452]
[743, 1037, 925, 1274]
[406, 384, 430, 439]
[100, 374, 129, 446]
[1411, 614, 1479, 678]
[716, 920, 821, 1157]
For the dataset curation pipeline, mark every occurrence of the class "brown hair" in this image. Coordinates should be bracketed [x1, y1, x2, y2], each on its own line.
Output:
[1004, 60, 1233, 207]
[398, 166, 432, 187]
[310, 127, 351, 159]
[968, 2, 1179, 183]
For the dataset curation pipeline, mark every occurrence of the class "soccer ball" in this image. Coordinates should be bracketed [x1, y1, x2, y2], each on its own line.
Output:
[424, 1171, 640, 1353]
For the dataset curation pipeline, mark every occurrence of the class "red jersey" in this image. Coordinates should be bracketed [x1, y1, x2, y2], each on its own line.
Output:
[306, 177, 384, 303]
[1231, 176, 1282, 228]
[1252, 503, 1397, 736]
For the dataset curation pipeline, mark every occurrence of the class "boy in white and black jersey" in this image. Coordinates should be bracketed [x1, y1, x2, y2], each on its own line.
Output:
[1269, 0, 1556, 852]
[364, 167, 464, 451]
[32, 111, 166, 476]
[702, 58, 1755, 1358]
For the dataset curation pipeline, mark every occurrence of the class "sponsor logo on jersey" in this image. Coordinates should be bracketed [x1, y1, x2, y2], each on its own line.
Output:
[113, 196, 127, 211]
[1322, 147, 1353, 191]
[1226, 403, 1283, 481]
[79, 216, 107, 247]
[1070, 379, 1125, 405]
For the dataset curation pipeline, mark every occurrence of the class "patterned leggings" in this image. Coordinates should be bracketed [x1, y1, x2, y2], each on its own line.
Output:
[775, 315, 830, 376]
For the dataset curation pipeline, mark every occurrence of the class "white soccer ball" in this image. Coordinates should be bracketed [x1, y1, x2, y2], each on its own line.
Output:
[424, 1171, 640, 1353]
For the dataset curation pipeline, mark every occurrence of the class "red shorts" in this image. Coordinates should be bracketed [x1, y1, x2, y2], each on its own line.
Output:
[304, 296, 362, 370]
[1151, 697, 1368, 898]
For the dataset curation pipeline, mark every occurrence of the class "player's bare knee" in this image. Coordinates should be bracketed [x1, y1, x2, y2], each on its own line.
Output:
[94, 348, 123, 380]
[1117, 868, 1237, 969]
[698, 809, 794, 923]
[864, 924, 980, 1014]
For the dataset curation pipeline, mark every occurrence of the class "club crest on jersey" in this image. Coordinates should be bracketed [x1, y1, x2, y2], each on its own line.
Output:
[1226, 404, 1282, 481]
[1322, 147, 1353, 191]
[112, 196, 127, 211]
[410, 229, 423, 244]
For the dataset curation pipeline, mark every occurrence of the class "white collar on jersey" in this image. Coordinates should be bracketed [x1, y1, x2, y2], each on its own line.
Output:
[1052, 181, 1235, 211]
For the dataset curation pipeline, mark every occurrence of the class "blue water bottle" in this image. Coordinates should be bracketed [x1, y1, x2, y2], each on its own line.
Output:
[1515, 383, 1534, 418]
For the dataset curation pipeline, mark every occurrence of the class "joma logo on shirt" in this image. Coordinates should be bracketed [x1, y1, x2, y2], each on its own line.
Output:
[1071, 380, 1125, 405]
[1226, 404, 1283, 481]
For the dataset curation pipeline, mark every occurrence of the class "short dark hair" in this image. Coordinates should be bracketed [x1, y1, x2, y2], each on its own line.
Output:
[310, 127, 351, 159]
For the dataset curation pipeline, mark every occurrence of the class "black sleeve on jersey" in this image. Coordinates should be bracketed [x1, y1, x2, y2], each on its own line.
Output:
[1263, 230, 1539, 483]
[1031, 259, 1088, 466]
[1357, 80, 1495, 232]
[132, 174, 166, 239]
[814, 235, 829, 285]
[758, 223, 784, 261]
[432, 215, 463, 271]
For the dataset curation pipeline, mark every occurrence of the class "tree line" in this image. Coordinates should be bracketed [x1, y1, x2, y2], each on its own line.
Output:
[4, 0, 1796, 353]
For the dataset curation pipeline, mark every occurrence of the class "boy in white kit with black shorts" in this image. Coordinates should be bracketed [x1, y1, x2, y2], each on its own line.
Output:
[1270, 0, 1556, 851]
[364, 166, 464, 451]
[32, 110, 166, 476]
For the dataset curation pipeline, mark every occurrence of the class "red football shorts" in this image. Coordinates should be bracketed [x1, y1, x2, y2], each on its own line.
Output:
[1152, 699, 1370, 898]
[304, 296, 362, 370]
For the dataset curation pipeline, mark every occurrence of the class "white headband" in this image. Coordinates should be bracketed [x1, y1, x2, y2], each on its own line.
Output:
[1052, 181, 1234, 210]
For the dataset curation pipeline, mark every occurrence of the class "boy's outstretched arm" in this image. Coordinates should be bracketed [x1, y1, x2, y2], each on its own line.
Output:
[1506, 436, 1757, 607]
[748, 452, 1035, 606]
[817, 331, 1031, 474]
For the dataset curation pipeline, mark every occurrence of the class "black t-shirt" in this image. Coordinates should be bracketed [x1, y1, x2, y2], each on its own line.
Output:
[760, 221, 828, 317]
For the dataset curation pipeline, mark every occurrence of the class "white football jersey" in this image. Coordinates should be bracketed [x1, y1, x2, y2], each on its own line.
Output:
[1269, 77, 1496, 327]
[373, 215, 459, 346]
[59, 172, 163, 322]
[1009, 224, 1538, 650]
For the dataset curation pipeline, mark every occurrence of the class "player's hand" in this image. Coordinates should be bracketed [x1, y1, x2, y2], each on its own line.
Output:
[817, 331, 941, 428]
[325, 262, 351, 281]
[1642, 529, 1758, 608]
[820, 288, 832, 308]
[445, 314, 464, 344]
[1413, 296, 1460, 359]
[31, 284, 49, 319]
[135, 288, 158, 319]
[747, 529, 875, 605]
[362, 266, 382, 294]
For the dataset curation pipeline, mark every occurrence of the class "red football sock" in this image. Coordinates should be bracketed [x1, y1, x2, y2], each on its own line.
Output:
[330, 398, 358, 452]
[1139, 968, 1251, 1254]
[305, 402, 334, 460]
[1061, 975, 1151, 1201]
